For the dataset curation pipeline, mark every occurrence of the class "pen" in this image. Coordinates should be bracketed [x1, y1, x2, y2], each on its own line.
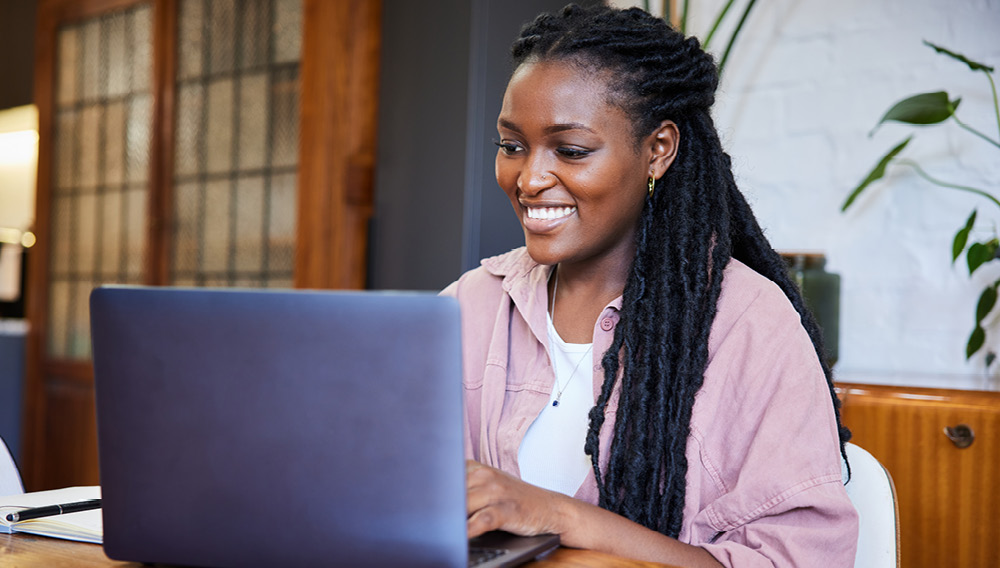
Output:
[4, 499, 102, 523]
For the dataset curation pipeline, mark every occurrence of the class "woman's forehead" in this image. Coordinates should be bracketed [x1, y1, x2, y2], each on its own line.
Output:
[498, 61, 626, 129]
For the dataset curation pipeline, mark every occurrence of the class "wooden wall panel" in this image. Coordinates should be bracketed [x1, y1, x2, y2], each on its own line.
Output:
[40, 372, 100, 488]
[296, 0, 380, 290]
[838, 383, 1000, 568]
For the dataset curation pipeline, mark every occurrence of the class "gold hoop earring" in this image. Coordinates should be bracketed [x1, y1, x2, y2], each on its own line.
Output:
[647, 177, 655, 198]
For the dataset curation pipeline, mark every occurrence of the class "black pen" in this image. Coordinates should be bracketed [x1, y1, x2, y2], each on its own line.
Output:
[4, 499, 102, 523]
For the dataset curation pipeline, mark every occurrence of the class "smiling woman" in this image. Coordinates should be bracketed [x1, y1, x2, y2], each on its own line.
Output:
[442, 4, 858, 567]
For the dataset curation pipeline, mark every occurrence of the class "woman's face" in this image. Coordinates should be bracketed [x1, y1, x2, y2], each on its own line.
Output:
[495, 60, 677, 270]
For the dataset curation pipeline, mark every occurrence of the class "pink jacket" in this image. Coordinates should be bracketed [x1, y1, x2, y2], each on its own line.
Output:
[442, 247, 858, 567]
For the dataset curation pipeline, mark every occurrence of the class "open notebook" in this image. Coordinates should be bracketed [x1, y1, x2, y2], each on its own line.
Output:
[0, 486, 102, 543]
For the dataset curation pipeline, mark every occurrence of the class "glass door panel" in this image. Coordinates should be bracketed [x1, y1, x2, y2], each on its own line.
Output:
[170, 0, 301, 289]
[47, 4, 154, 359]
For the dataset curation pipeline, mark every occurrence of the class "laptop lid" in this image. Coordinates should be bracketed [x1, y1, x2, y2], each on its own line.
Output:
[91, 286, 467, 568]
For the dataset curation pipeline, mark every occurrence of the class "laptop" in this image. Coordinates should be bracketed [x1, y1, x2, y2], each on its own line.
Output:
[90, 286, 559, 568]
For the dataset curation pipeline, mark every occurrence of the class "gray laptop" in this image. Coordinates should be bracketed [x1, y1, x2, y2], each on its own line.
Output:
[90, 286, 558, 568]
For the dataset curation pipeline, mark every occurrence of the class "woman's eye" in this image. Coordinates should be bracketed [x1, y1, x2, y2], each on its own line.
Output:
[557, 146, 590, 159]
[493, 140, 523, 155]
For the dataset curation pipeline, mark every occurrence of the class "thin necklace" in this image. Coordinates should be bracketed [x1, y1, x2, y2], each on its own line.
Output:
[549, 269, 594, 407]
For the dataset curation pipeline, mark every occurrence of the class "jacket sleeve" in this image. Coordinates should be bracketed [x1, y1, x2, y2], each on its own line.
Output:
[680, 263, 859, 567]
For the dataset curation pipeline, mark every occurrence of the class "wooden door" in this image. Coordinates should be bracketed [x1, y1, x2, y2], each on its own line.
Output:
[838, 382, 1000, 567]
[21, 0, 380, 490]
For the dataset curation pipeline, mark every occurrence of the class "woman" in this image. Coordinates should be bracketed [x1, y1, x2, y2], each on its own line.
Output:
[443, 5, 858, 567]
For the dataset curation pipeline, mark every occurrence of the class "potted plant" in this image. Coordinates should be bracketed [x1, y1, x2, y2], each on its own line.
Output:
[842, 41, 999, 364]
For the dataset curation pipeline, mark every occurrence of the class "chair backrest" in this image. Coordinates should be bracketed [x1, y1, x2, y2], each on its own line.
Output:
[843, 442, 899, 568]
[0, 435, 23, 497]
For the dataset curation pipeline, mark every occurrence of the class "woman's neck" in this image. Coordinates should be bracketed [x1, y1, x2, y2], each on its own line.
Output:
[548, 259, 630, 344]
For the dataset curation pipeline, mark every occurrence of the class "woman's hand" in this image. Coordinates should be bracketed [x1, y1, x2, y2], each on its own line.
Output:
[465, 460, 574, 539]
[465, 460, 723, 567]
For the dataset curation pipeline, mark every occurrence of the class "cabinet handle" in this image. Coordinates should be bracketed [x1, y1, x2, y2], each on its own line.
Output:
[943, 424, 975, 449]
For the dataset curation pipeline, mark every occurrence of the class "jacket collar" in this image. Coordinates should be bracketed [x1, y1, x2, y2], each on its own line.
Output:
[481, 248, 623, 344]
[480, 247, 541, 285]
[481, 248, 552, 345]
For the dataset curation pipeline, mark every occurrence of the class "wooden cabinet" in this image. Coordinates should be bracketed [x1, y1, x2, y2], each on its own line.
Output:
[838, 382, 1000, 567]
[22, 0, 379, 490]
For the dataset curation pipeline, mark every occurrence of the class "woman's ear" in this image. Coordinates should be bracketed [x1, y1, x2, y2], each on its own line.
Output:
[648, 120, 679, 180]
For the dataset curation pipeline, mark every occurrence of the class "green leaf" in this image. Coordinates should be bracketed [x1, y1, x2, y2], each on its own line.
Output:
[976, 286, 998, 323]
[703, 0, 734, 47]
[842, 137, 912, 211]
[967, 239, 999, 275]
[983, 239, 997, 264]
[968, 242, 988, 274]
[924, 41, 995, 73]
[716, 0, 759, 77]
[988, 352, 997, 367]
[968, 242, 985, 273]
[967, 325, 986, 359]
[871, 92, 961, 134]
[953, 210, 977, 263]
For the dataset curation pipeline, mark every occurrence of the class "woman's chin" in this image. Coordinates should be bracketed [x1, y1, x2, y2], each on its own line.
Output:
[523, 241, 564, 267]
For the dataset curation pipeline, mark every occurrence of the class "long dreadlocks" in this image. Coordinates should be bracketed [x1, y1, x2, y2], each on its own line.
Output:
[510, 4, 850, 538]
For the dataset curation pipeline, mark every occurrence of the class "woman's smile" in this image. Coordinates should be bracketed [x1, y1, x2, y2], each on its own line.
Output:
[524, 206, 577, 221]
[520, 204, 578, 234]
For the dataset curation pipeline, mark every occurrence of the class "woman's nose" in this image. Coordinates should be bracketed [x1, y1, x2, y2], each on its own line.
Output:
[517, 154, 555, 196]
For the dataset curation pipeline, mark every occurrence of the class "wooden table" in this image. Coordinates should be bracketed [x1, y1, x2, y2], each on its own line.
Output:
[0, 533, 676, 567]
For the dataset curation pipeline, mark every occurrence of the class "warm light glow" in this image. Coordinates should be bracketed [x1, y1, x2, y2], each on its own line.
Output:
[0, 228, 20, 244]
[0, 105, 38, 238]
[0, 228, 34, 247]
[0, 130, 39, 166]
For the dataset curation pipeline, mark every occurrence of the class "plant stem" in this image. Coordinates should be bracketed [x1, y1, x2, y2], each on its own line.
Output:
[719, 0, 758, 78]
[897, 159, 1000, 211]
[704, 0, 736, 49]
[952, 114, 1000, 149]
[680, 0, 690, 34]
[987, 72, 1000, 142]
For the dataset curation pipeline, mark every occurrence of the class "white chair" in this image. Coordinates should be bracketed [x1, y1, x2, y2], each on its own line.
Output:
[843, 442, 899, 568]
[0, 435, 24, 497]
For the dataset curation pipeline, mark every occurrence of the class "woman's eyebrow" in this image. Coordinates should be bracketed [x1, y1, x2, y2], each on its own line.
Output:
[544, 122, 595, 134]
[497, 118, 521, 133]
[497, 118, 595, 135]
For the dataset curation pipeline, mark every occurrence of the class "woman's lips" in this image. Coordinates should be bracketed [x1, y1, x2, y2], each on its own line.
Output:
[521, 206, 577, 233]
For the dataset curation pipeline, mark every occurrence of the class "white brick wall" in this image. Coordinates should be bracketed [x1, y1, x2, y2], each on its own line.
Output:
[613, 0, 1000, 389]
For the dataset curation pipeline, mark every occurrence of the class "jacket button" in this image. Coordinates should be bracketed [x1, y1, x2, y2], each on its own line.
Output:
[600, 317, 615, 331]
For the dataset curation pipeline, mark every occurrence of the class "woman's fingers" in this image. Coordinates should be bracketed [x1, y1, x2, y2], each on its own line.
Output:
[465, 460, 511, 510]
[465, 460, 510, 528]
[467, 506, 500, 538]
[465, 460, 564, 538]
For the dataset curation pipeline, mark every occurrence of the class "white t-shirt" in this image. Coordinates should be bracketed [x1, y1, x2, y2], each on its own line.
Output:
[516, 315, 595, 496]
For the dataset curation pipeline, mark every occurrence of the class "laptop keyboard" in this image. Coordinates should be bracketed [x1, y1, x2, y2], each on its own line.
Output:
[469, 546, 508, 566]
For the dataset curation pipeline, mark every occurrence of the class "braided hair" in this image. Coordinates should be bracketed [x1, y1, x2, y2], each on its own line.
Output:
[511, 4, 850, 538]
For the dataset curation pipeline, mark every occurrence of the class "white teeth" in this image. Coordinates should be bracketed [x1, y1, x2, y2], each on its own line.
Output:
[526, 207, 576, 220]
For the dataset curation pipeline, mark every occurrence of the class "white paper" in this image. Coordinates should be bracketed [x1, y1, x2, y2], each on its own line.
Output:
[0, 485, 102, 543]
